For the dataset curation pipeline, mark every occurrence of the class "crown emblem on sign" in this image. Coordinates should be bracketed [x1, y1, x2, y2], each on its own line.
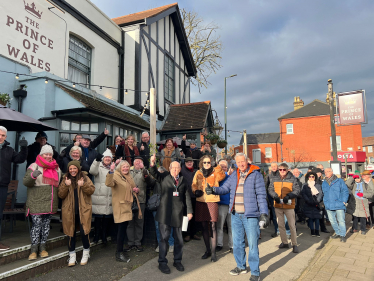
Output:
[23, 0, 43, 19]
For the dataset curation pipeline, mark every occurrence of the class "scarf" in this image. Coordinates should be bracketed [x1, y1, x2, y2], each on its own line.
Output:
[162, 147, 175, 172]
[82, 147, 89, 160]
[308, 180, 319, 196]
[355, 182, 364, 199]
[186, 166, 194, 172]
[35, 155, 59, 186]
[102, 161, 111, 170]
[326, 174, 337, 185]
[190, 147, 197, 151]
[202, 166, 214, 178]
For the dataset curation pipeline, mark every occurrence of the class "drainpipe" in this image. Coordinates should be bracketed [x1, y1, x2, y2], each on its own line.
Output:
[118, 30, 125, 104]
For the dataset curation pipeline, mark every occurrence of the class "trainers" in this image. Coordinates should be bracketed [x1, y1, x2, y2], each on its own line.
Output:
[249, 276, 261, 281]
[169, 245, 174, 253]
[279, 243, 289, 249]
[155, 246, 159, 252]
[340, 236, 347, 243]
[330, 234, 340, 239]
[136, 245, 144, 252]
[80, 249, 90, 265]
[68, 252, 77, 267]
[115, 251, 130, 263]
[0, 243, 10, 251]
[229, 267, 248, 276]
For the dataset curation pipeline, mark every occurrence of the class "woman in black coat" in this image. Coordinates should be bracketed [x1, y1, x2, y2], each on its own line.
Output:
[301, 172, 323, 237]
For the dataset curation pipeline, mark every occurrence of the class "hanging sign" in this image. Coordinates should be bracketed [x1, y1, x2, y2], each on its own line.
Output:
[337, 90, 366, 125]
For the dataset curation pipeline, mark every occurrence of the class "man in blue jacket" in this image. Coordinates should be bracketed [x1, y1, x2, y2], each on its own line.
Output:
[206, 153, 269, 281]
[322, 168, 349, 242]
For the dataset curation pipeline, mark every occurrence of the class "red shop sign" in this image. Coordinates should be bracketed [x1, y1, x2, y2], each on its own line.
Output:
[331, 151, 367, 162]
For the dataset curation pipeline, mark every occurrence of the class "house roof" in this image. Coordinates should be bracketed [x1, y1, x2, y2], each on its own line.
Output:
[363, 136, 374, 146]
[161, 101, 211, 131]
[112, 3, 197, 77]
[56, 85, 149, 129]
[278, 99, 331, 120]
[239, 133, 280, 145]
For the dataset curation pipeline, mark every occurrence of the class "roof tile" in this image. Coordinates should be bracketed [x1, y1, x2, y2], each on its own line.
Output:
[239, 133, 280, 145]
[278, 99, 331, 120]
[363, 136, 374, 146]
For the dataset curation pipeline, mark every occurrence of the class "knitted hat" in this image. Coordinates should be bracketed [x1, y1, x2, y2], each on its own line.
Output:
[40, 144, 53, 155]
[354, 170, 360, 175]
[189, 140, 196, 145]
[35, 131, 48, 141]
[102, 149, 113, 159]
[67, 160, 81, 171]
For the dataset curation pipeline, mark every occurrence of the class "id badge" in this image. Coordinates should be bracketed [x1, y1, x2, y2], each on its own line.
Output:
[173, 192, 179, 197]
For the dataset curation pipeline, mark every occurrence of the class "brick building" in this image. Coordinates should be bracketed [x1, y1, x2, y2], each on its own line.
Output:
[363, 136, 374, 164]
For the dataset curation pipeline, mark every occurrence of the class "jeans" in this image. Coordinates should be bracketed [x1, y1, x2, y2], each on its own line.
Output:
[326, 209, 346, 237]
[68, 215, 90, 252]
[153, 211, 174, 246]
[158, 223, 183, 265]
[231, 212, 260, 277]
[308, 218, 320, 230]
[268, 194, 290, 235]
[217, 204, 233, 248]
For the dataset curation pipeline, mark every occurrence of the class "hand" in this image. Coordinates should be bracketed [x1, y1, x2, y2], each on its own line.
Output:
[274, 196, 281, 204]
[228, 167, 234, 175]
[357, 192, 364, 198]
[259, 214, 270, 228]
[182, 134, 186, 141]
[150, 153, 156, 166]
[206, 147, 211, 152]
[283, 195, 290, 204]
[104, 128, 109, 135]
[140, 144, 145, 151]
[32, 166, 42, 178]
[96, 153, 103, 162]
[115, 157, 122, 165]
[78, 177, 84, 187]
[19, 137, 28, 147]
[142, 169, 148, 178]
[133, 187, 139, 193]
[74, 141, 80, 147]
[110, 162, 115, 172]
[65, 177, 71, 186]
[195, 190, 204, 197]
[187, 213, 193, 221]
[205, 183, 215, 195]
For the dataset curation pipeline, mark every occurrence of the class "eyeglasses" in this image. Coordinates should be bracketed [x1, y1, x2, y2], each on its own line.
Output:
[279, 169, 287, 171]
[203, 162, 211, 164]
[309, 176, 315, 178]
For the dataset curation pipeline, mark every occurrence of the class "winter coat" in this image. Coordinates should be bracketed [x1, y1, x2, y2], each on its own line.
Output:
[214, 164, 268, 218]
[115, 144, 139, 166]
[130, 168, 155, 204]
[268, 171, 300, 209]
[58, 172, 95, 237]
[218, 173, 230, 205]
[192, 166, 226, 203]
[150, 165, 193, 228]
[181, 140, 203, 170]
[89, 160, 113, 215]
[160, 147, 183, 166]
[137, 141, 150, 168]
[346, 177, 374, 217]
[322, 176, 349, 211]
[105, 171, 136, 223]
[180, 165, 197, 199]
[300, 182, 323, 219]
[346, 189, 356, 215]
[23, 162, 61, 215]
[57, 154, 90, 174]
[265, 170, 280, 191]
[26, 142, 59, 169]
[0, 141, 27, 188]
[64, 132, 107, 159]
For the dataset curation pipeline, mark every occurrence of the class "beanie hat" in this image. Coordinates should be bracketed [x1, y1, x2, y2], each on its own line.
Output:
[67, 160, 81, 171]
[102, 148, 113, 159]
[35, 131, 48, 141]
[354, 170, 360, 175]
[40, 144, 53, 155]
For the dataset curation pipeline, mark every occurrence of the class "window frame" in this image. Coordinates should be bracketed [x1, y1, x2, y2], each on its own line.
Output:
[286, 124, 293, 134]
[68, 35, 92, 87]
[368, 146, 373, 153]
[164, 54, 175, 102]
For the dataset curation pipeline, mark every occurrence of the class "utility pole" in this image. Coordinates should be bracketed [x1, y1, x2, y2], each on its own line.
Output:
[328, 79, 338, 161]
[243, 130, 247, 157]
[150, 88, 157, 148]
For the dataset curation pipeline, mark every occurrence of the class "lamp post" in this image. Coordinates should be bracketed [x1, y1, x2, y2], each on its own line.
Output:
[224, 74, 237, 155]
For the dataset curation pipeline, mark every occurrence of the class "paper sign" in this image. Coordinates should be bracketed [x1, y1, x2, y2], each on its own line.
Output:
[182, 216, 189, 232]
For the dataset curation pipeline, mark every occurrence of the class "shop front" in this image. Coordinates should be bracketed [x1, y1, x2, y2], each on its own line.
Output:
[333, 151, 367, 175]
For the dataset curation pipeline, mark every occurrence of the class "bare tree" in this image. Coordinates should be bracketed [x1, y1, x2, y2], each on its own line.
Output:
[181, 9, 223, 92]
[288, 149, 313, 168]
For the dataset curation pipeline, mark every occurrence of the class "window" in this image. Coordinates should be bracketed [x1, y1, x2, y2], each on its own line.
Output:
[330, 136, 342, 151]
[68, 35, 91, 87]
[368, 146, 373, 153]
[265, 147, 272, 158]
[164, 55, 174, 102]
[363, 147, 366, 152]
[286, 124, 293, 134]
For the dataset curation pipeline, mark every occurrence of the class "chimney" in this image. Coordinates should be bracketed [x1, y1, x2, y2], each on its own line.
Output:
[293, 96, 304, 110]
[326, 92, 336, 107]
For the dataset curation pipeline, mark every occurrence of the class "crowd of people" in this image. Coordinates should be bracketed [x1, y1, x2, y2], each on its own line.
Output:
[1, 125, 374, 281]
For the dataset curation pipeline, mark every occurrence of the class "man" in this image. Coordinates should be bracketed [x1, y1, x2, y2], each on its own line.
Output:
[317, 164, 325, 175]
[293, 168, 306, 224]
[206, 153, 269, 281]
[322, 168, 349, 242]
[126, 157, 155, 252]
[150, 154, 193, 274]
[137, 132, 150, 168]
[181, 134, 202, 170]
[0, 126, 28, 250]
[313, 166, 330, 233]
[180, 157, 200, 242]
[26, 131, 59, 168]
[268, 163, 300, 253]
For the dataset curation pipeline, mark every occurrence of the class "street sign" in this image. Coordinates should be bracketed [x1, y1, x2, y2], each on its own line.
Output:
[337, 90, 367, 125]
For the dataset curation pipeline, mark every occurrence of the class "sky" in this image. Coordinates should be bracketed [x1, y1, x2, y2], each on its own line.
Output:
[92, 0, 374, 147]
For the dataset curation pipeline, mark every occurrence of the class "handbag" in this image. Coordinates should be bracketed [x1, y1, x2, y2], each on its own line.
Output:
[147, 193, 161, 211]
[132, 196, 139, 212]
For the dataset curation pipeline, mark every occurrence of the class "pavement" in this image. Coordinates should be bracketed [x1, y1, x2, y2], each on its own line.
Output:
[120, 222, 332, 281]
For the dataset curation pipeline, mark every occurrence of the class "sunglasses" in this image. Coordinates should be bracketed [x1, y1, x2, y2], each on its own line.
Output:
[203, 162, 211, 164]
[309, 176, 315, 178]
[279, 169, 287, 171]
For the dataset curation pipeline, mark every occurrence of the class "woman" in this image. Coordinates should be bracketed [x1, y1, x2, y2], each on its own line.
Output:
[89, 149, 117, 245]
[105, 160, 141, 262]
[23, 145, 61, 261]
[301, 172, 323, 237]
[192, 155, 226, 262]
[58, 161, 95, 267]
[160, 138, 182, 172]
[108, 135, 123, 159]
[57, 146, 90, 174]
[201, 141, 216, 166]
[115, 135, 139, 166]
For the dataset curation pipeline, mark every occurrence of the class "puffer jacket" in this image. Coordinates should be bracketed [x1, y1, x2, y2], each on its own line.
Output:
[130, 168, 155, 204]
[268, 171, 300, 209]
[23, 162, 61, 215]
[218, 173, 230, 205]
[300, 183, 323, 219]
[322, 176, 349, 211]
[192, 166, 226, 203]
[214, 164, 268, 218]
[89, 160, 113, 215]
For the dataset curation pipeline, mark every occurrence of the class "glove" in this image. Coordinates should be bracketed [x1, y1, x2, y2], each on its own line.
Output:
[96, 153, 103, 162]
[32, 166, 42, 178]
[205, 183, 215, 195]
[274, 196, 281, 204]
[259, 213, 270, 228]
[195, 190, 204, 197]
[19, 137, 28, 147]
[142, 169, 148, 178]
[60, 149, 66, 158]
[283, 195, 290, 204]
[357, 192, 363, 197]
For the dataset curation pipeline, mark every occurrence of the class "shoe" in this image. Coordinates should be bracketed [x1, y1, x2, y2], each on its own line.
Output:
[279, 243, 289, 249]
[350, 228, 354, 233]
[229, 248, 233, 253]
[311, 229, 316, 237]
[216, 246, 223, 252]
[229, 267, 248, 276]
[321, 229, 330, 233]
[169, 245, 174, 253]
[184, 236, 191, 242]
[80, 249, 90, 265]
[287, 235, 291, 240]
[362, 231, 367, 235]
[330, 234, 340, 239]
[159, 263, 171, 274]
[124, 245, 133, 252]
[249, 276, 261, 281]
[201, 251, 211, 259]
[366, 225, 371, 230]
[115, 251, 130, 263]
[211, 252, 217, 262]
[271, 232, 279, 237]
[315, 230, 320, 237]
[292, 245, 299, 253]
[325, 221, 331, 226]
[340, 236, 347, 243]
[68, 252, 77, 267]
[193, 235, 201, 240]
[155, 246, 159, 253]
[28, 245, 38, 261]
[39, 243, 49, 258]
[136, 245, 144, 252]
[173, 262, 184, 271]
[0, 243, 10, 251]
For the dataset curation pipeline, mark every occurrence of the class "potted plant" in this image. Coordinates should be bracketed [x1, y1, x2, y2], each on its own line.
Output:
[0, 93, 12, 107]
[217, 139, 227, 149]
[205, 133, 220, 145]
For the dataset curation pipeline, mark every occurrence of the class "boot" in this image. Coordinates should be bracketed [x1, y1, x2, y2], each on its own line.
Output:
[315, 230, 320, 237]
[80, 249, 90, 265]
[201, 251, 211, 259]
[28, 244, 38, 261]
[39, 243, 49, 258]
[116, 251, 130, 263]
[68, 252, 77, 267]
[93, 217, 102, 244]
[311, 229, 316, 237]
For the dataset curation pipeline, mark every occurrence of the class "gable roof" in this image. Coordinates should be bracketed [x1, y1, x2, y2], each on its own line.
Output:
[161, 101, 211, 131]
[55, 85, 149, 129]
[278, 99, 331, 120]
[363, 136, 374, 146]
[239, 133, 280, 145]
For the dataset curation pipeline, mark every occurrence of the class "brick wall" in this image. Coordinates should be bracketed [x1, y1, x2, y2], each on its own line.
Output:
[234, 143, 281, 163]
